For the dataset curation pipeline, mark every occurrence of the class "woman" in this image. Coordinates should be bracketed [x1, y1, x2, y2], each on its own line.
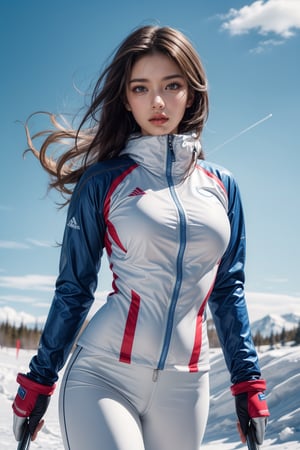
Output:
[12, 25, 269, 450]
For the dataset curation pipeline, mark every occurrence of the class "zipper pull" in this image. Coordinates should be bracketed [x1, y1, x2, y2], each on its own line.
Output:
[168, 135, 175, 162]
[152, 368, 160, 382]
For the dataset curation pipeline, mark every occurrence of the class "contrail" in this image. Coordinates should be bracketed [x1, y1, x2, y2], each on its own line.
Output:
[207, 113, 273, 155]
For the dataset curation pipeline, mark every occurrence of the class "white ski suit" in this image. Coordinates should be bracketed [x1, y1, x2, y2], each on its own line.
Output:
[28, 133, 261, 449]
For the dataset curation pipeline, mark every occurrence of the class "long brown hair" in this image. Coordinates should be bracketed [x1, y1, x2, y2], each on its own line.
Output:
[25, 25, 209, 200]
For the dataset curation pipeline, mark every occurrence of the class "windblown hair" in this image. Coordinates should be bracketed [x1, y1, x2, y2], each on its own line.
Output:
[25, 25, 209, 200]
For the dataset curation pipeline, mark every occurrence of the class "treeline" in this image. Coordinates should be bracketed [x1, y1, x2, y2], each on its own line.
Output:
[253, 324, 300, 350]
[0, 321, 41, 350]
[1, 319, 300, 350]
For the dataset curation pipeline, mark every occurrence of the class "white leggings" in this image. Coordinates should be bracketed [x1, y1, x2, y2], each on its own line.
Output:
[59, 347, 210, 450]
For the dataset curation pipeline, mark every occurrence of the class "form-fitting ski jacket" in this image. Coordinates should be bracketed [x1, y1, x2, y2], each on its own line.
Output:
[29, 133, 261, 386]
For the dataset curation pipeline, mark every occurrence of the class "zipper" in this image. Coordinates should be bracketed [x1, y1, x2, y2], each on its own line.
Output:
[155, 135, 187, 378]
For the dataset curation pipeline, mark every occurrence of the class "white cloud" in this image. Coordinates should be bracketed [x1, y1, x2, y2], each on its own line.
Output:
[0, 239, 54, 249]
[1, 287, 299, 326]
[221, 0, 300, 39]
[33, 301, 52, 308]
[26, 238, 53, 248]
[249, 37, 285, 53]
[0, 306, 46, 326]
[264, 276, 289, 284]
[207, 290, 300, 322]
[246, 291, 300, 321]
[0, 240, 30, 249]
[0, 294, 34, 305]
[0, 274, 55, 291]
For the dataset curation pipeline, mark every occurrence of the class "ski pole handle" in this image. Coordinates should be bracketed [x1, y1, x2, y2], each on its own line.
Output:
[246, 422, 260, 450]
[17, 421, 31, 450]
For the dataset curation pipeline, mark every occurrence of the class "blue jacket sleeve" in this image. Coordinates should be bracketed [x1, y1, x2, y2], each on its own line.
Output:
[208, 167, 261, 384]
[29, 172, 106, 385]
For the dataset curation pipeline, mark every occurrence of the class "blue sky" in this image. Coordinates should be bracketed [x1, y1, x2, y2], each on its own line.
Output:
[1, 0, 299, 323]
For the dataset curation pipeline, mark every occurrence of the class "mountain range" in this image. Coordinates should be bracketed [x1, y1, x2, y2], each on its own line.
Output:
[251, 313, 300, 338]
[1, 306, 300, 340]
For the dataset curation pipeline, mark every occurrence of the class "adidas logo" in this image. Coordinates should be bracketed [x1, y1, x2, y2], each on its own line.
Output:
[129, 187, 146, 197]
[67, 216, 80, 230]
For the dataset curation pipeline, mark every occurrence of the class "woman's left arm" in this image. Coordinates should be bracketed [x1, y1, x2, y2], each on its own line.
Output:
[208, 170, 260, 383]
[208, 169, 269, 444]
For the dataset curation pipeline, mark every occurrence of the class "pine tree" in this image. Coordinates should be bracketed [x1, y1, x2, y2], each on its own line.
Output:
[254, 330, 262, 351]
[293, 321, 300, 346]
[269, 330, 275, 350]
[280, 327, 286, 346]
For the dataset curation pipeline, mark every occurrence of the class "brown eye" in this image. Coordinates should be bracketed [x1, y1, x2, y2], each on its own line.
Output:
[132, 86, 147, 93]
[166, 82, 181, 90]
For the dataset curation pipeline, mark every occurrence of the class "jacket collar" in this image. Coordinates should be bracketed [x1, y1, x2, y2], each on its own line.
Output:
[120, 133, 202, 179]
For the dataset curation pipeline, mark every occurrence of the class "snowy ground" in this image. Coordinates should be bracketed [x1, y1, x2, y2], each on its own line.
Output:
[1, 344, 299, 449]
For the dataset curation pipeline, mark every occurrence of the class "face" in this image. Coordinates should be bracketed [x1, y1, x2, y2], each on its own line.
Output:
[125, 52, 193, 136]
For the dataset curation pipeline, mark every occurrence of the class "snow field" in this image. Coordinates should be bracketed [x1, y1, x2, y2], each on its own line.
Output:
[0, 345, 299, 449]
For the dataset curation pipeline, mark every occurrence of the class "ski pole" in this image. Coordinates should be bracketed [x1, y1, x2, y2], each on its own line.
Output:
[17, 421, 31, 450]
[246, 421, 259, 450]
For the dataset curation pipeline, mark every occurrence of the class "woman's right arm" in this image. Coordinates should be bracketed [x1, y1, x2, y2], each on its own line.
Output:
[29, 171, 106, 385]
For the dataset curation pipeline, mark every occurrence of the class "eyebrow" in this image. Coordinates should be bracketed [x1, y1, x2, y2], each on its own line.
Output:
[128, 74, 184, 84]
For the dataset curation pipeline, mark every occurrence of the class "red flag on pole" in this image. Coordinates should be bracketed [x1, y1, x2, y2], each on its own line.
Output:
[16, 339, 21, 359]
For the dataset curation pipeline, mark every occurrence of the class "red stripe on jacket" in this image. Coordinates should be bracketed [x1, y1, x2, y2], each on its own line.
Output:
[103, 164, 138, 256]
[188, 277, 217, 372]
[119, 290, 141, 363]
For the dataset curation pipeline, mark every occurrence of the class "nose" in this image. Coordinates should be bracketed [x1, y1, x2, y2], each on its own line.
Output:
[152, 94, 165, 109]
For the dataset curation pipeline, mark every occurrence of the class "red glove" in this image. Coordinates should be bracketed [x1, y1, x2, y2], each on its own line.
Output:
[231, 379, 270, 445]
[12, 373, 56, 441]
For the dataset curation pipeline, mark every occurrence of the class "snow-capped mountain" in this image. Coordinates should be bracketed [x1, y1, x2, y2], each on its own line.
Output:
[251, 313, 300, 338]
